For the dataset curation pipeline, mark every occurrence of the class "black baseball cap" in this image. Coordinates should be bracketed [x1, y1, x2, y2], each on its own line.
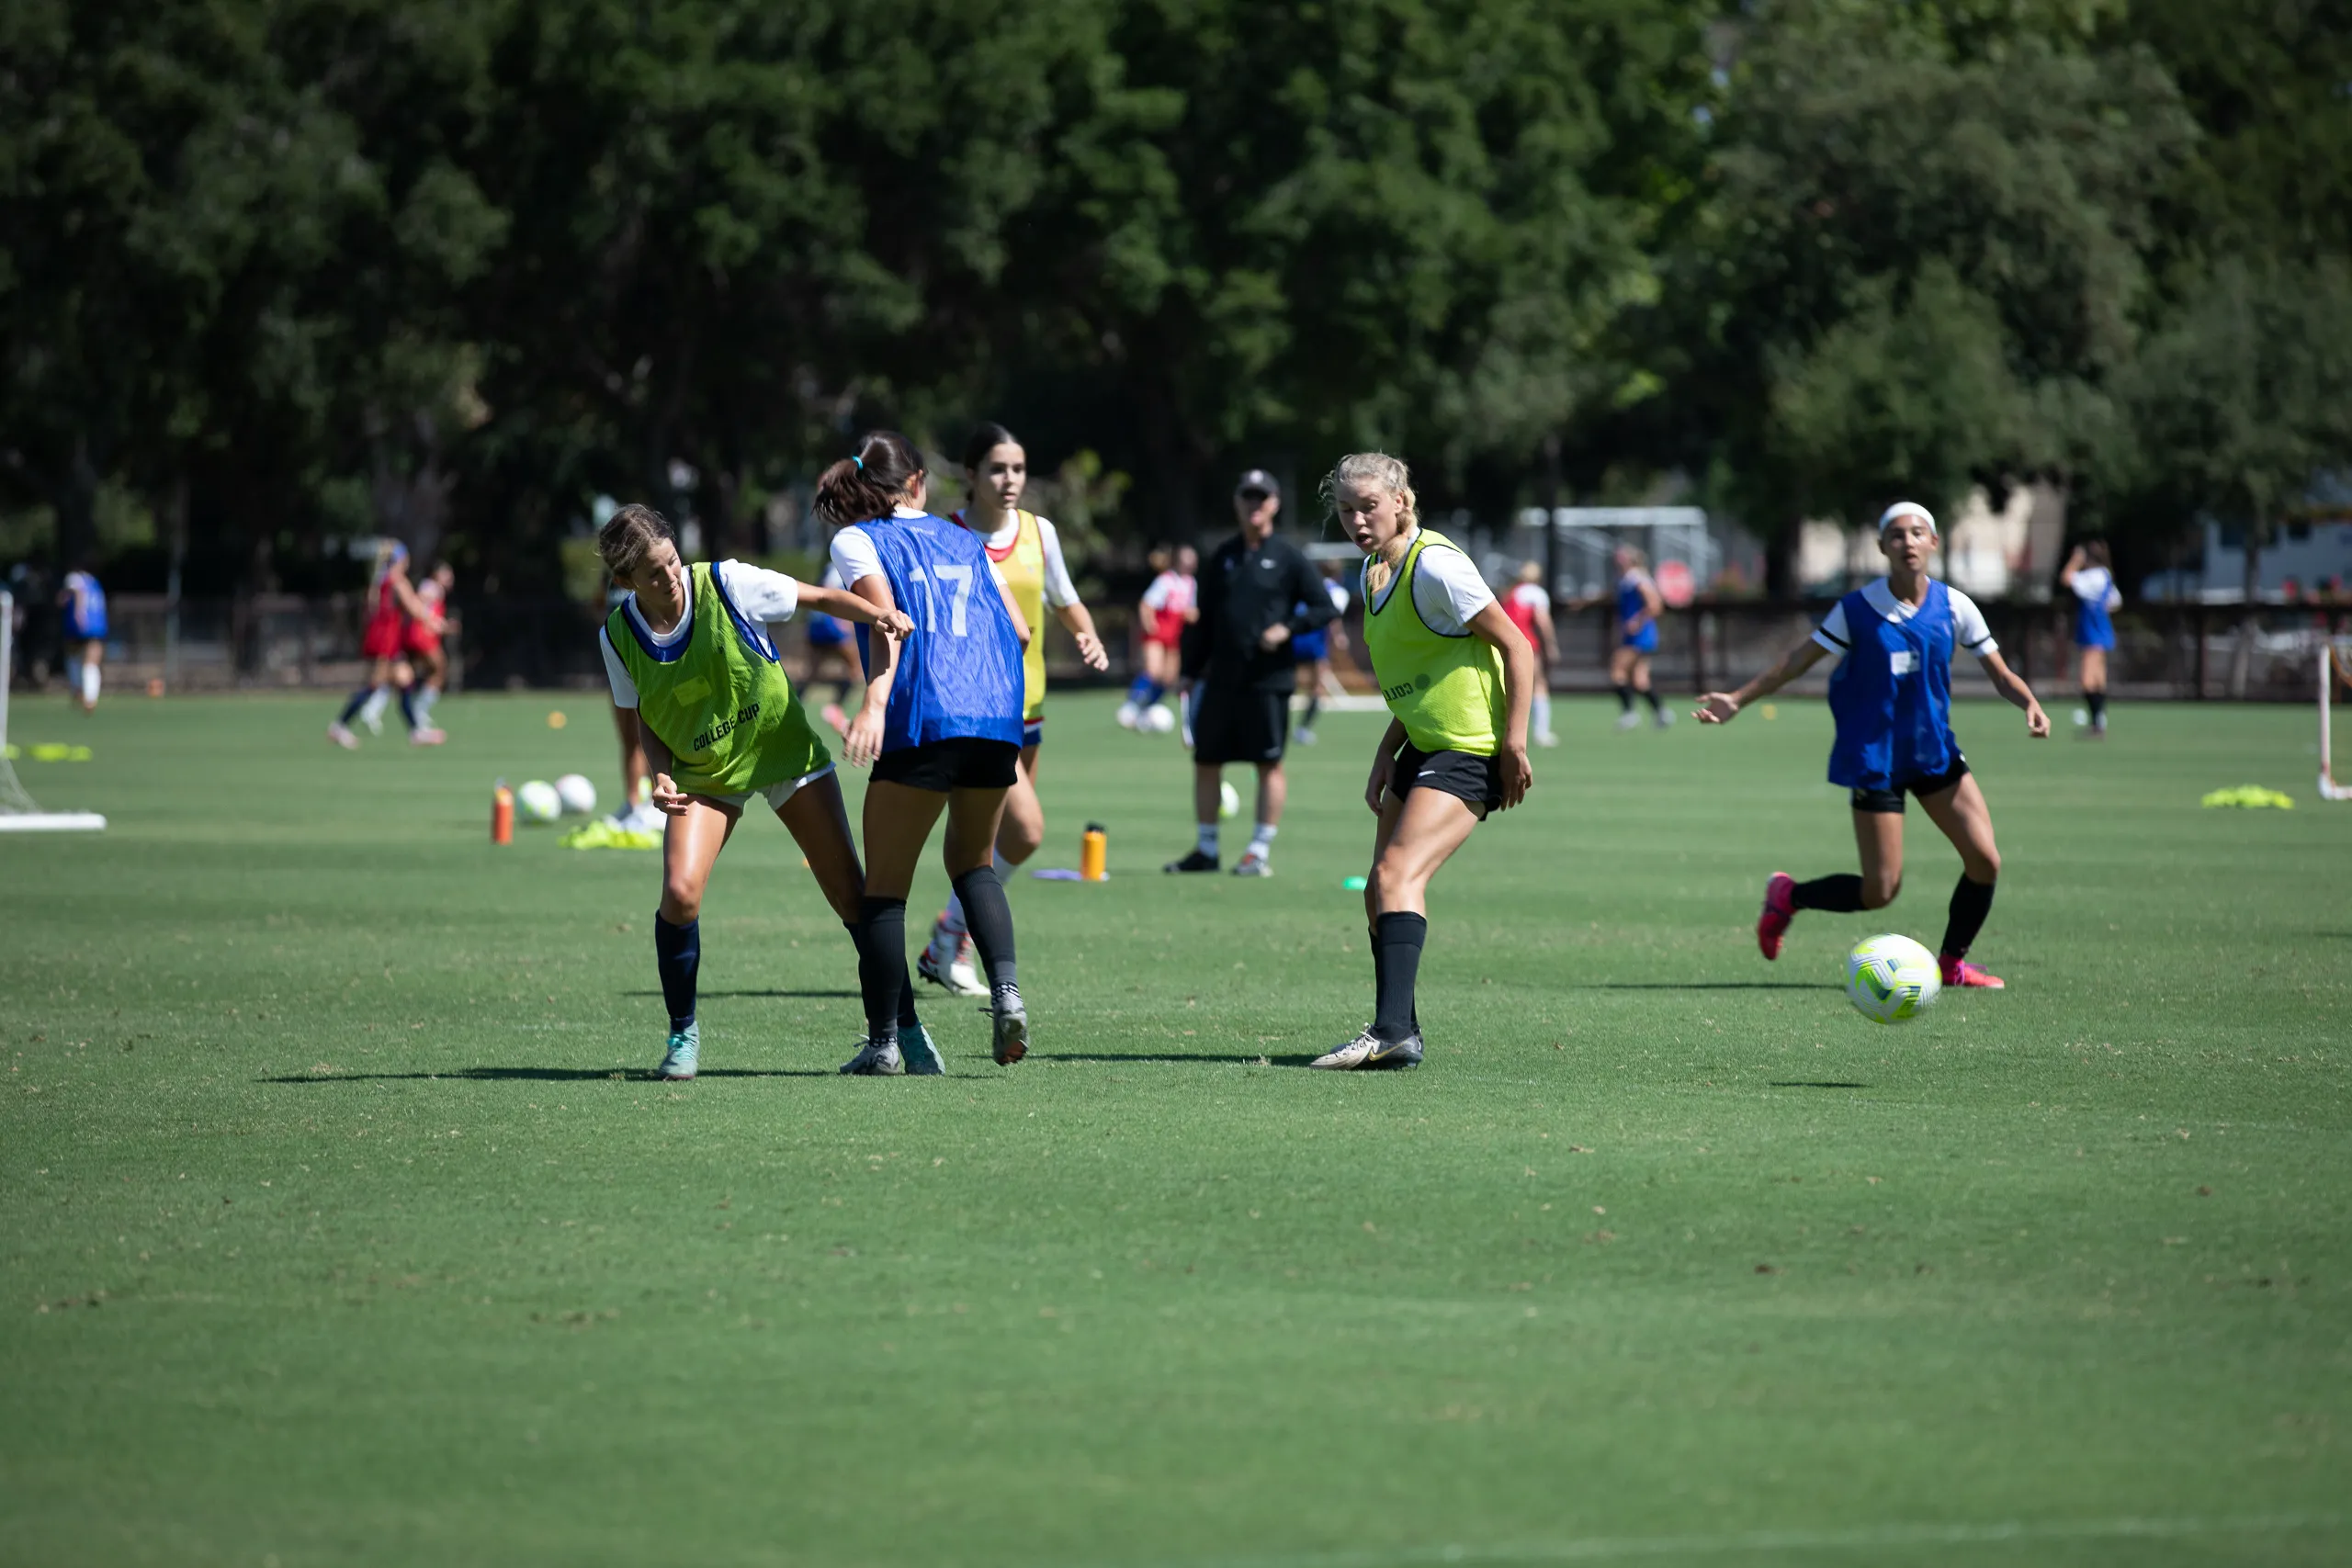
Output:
[1235, 468, 1280, 499]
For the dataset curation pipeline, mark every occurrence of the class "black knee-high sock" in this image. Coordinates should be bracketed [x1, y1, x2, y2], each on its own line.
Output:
[852, 897, 906, 1044]
[1792, 874, 1867, 913]
[2086, 691, 2107, 728]
[1367, 924, 1385, 1027]
[1614, 684, 1634, 714]
[1303, 692, 1322, 728]
[896, 954, 921, 1029]
[337, 686, 374, 724]
[398, 685, 421, 729]
[1641, 687, 1663, 715]
[1940, 874, 1996, 959]
[653, 914, 700, 1030]
[1372, 912, 1428, 1043]
[952, 865, 1019, 999]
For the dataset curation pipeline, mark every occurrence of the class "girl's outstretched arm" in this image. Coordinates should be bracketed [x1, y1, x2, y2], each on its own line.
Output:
[1976, 649, 2051, 737]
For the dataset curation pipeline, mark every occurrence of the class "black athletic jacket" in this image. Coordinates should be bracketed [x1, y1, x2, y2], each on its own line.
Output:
[1180, 532, 1338, 694]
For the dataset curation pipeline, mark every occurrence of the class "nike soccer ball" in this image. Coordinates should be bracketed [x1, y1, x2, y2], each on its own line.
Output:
[554, 773, 598, 816]
[1845, 933, 1940, 1024]
[1144, 703, 1177, 734]
[516, 779, 562, 824]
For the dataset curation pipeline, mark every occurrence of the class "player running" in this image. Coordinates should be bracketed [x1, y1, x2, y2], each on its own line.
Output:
[1696, 501, 2049, 991]
[596, 502, 922, 1080]
[1608, 545, 1668, 730]
[1502, 561, 1560, 747]
[58, 564, 107, 715]
[1312, 453, 1536, 1071]
[329, 541, 438, 749]
[817, 431, 1037, 1072]
[401, 561, 455, 744]
[1121, 546, 1196, 730]
[2061, 541, 2121, 739]
[919, 422, 1111, 997]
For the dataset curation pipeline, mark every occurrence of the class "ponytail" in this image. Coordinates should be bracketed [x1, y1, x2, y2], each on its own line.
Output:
[813, 430, 925, 527]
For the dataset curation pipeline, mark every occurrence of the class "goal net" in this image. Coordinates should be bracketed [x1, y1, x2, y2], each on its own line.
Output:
[2324, 636, 2352, 802]
[0, 588, 106, 831]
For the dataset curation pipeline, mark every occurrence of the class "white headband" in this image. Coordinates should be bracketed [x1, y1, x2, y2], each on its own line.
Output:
[1878, 501, 1936, 536]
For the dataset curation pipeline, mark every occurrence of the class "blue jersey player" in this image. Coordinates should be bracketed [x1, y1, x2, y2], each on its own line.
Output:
[818, 431, 1035, 1073]
[2061, 541, 2121, 739]
[59, 566, 107, 713]
[1608, 547, 1668, 729]
[1696, 502, 2049, 991]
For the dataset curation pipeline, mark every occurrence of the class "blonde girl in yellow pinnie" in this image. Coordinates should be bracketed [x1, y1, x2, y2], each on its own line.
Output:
[1314, 453, 1537, 1071]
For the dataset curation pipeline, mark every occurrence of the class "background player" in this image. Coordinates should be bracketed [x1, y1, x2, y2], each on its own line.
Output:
[1695, 501, 2049, 991]
[1608, 544, 1668, 730]
[57, 563, 107, 715]
[597, 503, 922, 1080]
[921, 422, 1111, 997]
[1120, 546, 1196, 729]
[401, 561, 454, 745]
[801, 562, 863, 737]
[1502, 561, 1560, 747]
[1313, 452, 1534, 1070]
[2061, 541, 2122, 738]
[1290, 561, 1351, 746]
[1163, 469, 1335, 877]
[817, 431, 1036, 1073]
[329, 542, 437, 749]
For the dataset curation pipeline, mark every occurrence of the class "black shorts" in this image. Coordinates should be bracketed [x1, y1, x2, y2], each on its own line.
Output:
[870, 738, 1021, 793]
[1191, 686, 1289, 766]
[1387, 742, 1505, 818]
[1850, 758, 1970, 815]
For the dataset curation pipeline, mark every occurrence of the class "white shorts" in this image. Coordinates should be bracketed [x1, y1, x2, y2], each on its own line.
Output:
[699, 763, 835, 814]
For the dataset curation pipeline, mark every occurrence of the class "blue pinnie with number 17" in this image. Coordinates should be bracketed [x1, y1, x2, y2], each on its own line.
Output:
[854, 513, 1025, 753]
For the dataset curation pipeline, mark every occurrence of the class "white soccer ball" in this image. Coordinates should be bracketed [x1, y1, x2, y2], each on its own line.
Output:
[554, 773, 598, 816]
[1116, 702, 1140, 729]
[1144, 703, 1177, 734]
[1218, 780, 1241, 819]
[1845, 933, 1941, 1024]
[515, 779, 562, 824]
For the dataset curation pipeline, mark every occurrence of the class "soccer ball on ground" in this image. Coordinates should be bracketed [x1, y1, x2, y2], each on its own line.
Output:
[1845, 932, 1940, 1024]
[1143, 703, 1177, 734]
[1116, 702, 1140, 729]
[515, 779, 563, 824]
[554, 773, 598, 816]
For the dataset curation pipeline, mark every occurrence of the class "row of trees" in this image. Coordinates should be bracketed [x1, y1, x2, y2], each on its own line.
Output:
[6, 0, 2351, 600]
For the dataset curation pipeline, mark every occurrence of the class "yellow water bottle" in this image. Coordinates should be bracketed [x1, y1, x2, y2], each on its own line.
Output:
[1080, 822, 1107, 882]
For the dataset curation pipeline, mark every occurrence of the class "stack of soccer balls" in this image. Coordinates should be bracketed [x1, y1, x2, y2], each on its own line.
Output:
[1115, 701, 1179, 734]
[516, 773, 598, 825]
[1844, 933, 1941, 1023]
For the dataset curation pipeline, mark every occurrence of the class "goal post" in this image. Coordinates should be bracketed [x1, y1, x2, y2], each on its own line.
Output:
[0, 588, 107, 831]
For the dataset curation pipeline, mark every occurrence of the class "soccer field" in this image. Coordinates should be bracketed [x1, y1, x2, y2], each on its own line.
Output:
[1, 690, 2345, 1566]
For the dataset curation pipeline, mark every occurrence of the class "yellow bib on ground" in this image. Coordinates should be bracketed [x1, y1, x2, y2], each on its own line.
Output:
[605, 562, 829, 796]
[991, 510, 1048, 722]
[1360, 529, 1505, 757]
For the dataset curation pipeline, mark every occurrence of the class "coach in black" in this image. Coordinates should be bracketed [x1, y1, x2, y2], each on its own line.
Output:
[1164, 469, 1337, 876]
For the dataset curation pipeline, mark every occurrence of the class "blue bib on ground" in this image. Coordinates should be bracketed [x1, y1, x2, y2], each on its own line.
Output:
[1826, 581, 1959, 791]
[853, 513, 1024, 752]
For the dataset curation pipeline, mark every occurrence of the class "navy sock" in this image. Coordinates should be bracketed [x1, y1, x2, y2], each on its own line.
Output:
[1614, 685, 1634, 714]
[1372, 912, 1428, 1044]
[337, 686, 374, 724]
[398, 685, 421, 729]
[1941, 874, 1996, 959]
[1303, 692, 1322, 728]
[653, 914, 699, 1031]
[851, 898, 906, 1045]
[2086, 691, 2107, 726]
[1792, 874, 1867, 913]
[1641, 687, 1663, 715]
[951, 865, 1018, 996]
[1126, 674, 1156, 706]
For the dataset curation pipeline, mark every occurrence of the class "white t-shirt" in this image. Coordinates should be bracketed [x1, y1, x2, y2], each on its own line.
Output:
[1813, 578, 1996, 660]
[2069, 566, 2122, 611]
[600, 559, 801, 709]
[1362, 536, 1496, 637]
[1141, 570, 1195, 614]
[829, 514, 1012, 601]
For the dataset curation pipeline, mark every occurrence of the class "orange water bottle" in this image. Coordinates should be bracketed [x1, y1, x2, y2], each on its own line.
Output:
[1080, 822, 1107, 882]
[492, 781, 514, 845]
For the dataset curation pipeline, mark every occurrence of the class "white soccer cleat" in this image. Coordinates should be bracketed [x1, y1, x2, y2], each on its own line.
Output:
[1614, 711, 1640, 731]
[918, 943, 989, 998]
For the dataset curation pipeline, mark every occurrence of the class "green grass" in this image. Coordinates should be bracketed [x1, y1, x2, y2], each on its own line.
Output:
[1, 688, 2346, 1567]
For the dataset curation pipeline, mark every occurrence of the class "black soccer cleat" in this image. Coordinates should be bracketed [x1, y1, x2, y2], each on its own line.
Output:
[1163, 850, 1219, 874]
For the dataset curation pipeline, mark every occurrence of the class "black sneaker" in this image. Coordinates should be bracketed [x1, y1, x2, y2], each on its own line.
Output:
[1366, 1031, 1424, 1069]
[1163, 850, 1219, 874]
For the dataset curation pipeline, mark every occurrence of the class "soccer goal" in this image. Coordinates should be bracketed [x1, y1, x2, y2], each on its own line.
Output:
[2323, 636, 2352, 803]
[0, 589, 106, 831]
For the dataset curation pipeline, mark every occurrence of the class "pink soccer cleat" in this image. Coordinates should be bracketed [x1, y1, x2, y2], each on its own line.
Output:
[1939, 954, 2005, 989]
[1757, 872, 1796, 961]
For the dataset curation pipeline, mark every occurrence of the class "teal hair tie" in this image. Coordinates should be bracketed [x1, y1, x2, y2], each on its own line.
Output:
[853, 455, 864, 470]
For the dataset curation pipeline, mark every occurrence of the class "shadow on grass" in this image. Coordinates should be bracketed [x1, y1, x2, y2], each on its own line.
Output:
[1766, 1080, 1871, 1089]
[263, 1066, 835, 1084]
[1572, 981, 1828, 990]
[1044, 1052, 1323, 1067]
[617, 988, 861, 1000]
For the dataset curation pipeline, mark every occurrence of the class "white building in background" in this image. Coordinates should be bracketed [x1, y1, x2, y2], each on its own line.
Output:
[1798, 483, 2066, 600]
[2143, 516, 2352, 602]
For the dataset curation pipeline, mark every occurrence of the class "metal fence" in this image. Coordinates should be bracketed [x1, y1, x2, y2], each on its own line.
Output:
[6, 591, 2343, 702]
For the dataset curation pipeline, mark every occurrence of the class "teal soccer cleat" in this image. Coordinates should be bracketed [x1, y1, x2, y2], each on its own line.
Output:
[656, 1021, 699, 1081]
[899, 1020, 946, 1076]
